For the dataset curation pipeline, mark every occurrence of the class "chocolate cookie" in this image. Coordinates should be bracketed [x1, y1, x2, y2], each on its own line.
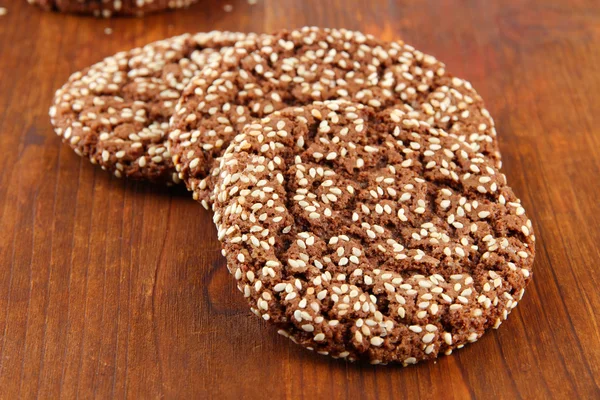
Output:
[50, 32, 255, 183]
[169, 27, 500, 208]
[28, 0, 198, 17]
[212, 101, 534, 365]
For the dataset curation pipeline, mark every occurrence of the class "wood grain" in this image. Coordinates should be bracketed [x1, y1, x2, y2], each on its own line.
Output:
[1, 0, 599, 398]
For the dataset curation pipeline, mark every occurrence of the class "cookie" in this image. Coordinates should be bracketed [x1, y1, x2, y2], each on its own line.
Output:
[212, 100, 534, 365]
[28, 0, 198, 17]
[169, 27, 500, 208]
[50, 32, 255, 184]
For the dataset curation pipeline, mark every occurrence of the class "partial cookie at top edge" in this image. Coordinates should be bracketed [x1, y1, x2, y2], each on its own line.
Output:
[28, 0, 199, 17]
[212, 100, 534, 365]
[50, 31, 255, 184]
[168, 26, 500, 208]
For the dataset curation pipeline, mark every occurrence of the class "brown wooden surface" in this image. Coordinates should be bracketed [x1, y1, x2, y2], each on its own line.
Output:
[0, 0, 599, 398]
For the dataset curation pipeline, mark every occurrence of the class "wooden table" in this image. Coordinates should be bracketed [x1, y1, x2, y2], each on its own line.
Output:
[1, 0, 599, 398]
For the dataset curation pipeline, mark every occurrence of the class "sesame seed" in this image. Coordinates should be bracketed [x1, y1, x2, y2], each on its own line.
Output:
[422, 333, 435, 343]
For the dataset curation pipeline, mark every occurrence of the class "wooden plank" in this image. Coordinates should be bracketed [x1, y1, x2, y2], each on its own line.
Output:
[0, 0, 598, 398]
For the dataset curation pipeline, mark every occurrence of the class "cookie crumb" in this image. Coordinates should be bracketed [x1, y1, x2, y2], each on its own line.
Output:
[223, 4, 233, 12]
[0, 7, 7, 16]
[104, 27, 113, 35]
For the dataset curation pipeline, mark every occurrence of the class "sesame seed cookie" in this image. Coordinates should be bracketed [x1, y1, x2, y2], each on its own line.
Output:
[169, 27, 500, 208]
[212, 100, 534, 365]
[28, 0, 198, 17]
[50, 32, 255, 184]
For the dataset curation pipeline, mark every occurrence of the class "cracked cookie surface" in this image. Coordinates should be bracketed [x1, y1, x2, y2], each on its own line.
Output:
[169, 27, 499, 207]
[212, 100, 533, 365]
[50, 32, 254, 183]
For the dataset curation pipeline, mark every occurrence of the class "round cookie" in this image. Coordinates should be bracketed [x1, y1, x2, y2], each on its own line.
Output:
[50, 31, 255, 184]
[212, 100, 534, 365]
[169, 27, 500, 208]
[28, 0, 198, 17]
